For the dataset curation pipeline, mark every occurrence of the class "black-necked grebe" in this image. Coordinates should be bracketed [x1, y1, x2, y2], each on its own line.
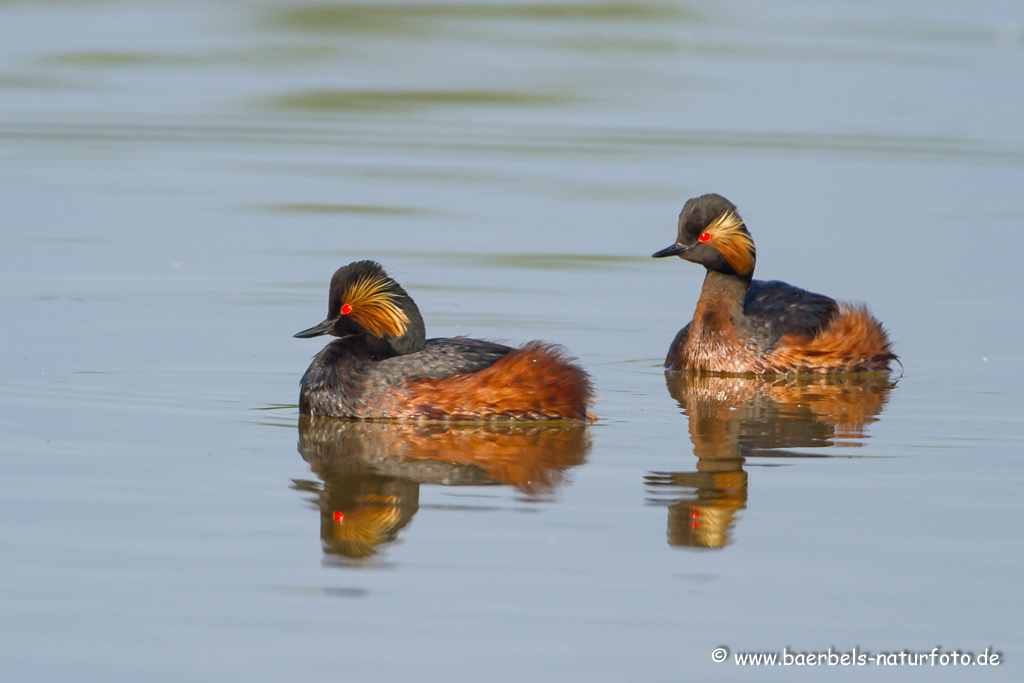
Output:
[295, 260, 593, 420]
[652, 194, 896, 374]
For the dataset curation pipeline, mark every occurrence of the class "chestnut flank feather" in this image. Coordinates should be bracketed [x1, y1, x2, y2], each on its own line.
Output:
[384, 342, 593, 420]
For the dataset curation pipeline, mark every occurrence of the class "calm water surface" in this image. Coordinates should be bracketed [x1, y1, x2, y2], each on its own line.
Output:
[2, 1, 1022, 680]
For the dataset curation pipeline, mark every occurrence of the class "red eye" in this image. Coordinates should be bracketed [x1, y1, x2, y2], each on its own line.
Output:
[340, 303, 352, 315]
[698, 232, 711, 243]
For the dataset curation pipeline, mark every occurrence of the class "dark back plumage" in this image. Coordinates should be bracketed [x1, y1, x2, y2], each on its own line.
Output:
[741, 280, 839, 352]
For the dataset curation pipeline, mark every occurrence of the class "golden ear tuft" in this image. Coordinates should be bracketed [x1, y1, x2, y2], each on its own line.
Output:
[342, 272, 410, 338]
[705, 211, 755, 276]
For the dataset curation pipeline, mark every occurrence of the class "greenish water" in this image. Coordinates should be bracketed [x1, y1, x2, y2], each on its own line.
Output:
[1, 1, 1022, 681]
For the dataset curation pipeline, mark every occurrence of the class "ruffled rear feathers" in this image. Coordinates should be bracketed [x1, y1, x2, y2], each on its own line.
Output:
[766, 304, 896, 374]
[382, 342, 593, 421]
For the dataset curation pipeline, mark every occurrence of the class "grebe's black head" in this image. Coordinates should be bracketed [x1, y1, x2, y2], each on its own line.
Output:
[294, 260, 426, 356]
[652, 193, 756, 279]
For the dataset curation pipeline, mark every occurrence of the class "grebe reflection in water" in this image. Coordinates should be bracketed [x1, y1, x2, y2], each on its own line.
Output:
[295, 417, 591, 562]
[647, 373, 895, 550]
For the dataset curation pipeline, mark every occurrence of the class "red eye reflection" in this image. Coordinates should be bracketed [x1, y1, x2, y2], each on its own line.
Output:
[698, 232, 711, 243]
[340, 303, 353, 315]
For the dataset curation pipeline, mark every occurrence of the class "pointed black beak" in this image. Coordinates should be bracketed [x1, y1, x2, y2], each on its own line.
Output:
[652, 243, 689, 258]
[294, 318, 336, 338]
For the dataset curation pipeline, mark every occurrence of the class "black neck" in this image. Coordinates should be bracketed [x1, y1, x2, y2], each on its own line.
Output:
[699, 269, 750, 309]
[334, 335, 389, 361]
